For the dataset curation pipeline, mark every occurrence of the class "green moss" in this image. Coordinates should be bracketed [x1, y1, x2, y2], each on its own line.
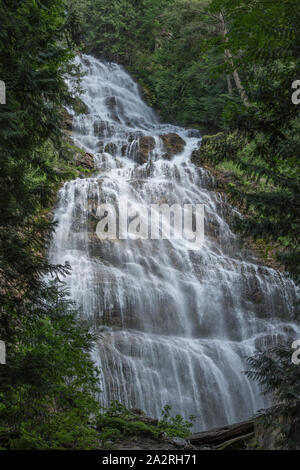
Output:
[96, 402, 195, 447]
[73, 97, 89, 115]
[65, 142, 86, 155]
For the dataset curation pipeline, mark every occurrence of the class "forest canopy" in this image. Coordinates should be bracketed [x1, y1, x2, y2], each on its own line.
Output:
[0, 0, 300, 450]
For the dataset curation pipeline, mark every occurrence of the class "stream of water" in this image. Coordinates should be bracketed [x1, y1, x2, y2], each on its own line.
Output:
[50, 54, 299, 431]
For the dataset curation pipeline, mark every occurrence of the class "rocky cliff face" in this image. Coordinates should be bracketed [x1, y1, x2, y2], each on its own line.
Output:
[53, 54, 299, 434]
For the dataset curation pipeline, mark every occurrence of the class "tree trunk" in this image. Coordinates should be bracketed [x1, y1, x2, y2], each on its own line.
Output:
[219, 12, 249, 107]
[187, 419, 254, 446]
[226, 74, 233, 94]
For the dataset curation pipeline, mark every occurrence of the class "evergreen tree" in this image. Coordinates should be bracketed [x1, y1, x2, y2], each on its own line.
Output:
[246, 344, 300, 450]
[0, 0, 100, 449]
[198, 0, 300, 279]
[196, 1, 300, 449]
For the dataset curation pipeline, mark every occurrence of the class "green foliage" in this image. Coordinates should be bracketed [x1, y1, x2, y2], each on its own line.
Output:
[209, 0, 300, 69]
[0, 0, 101, 450]
[77, 0, 230, 129]
[1, 0, 299, 451]
[0, 0, 77, 341]
[158, 404, 196, 438]
[80, 0, 167, 65]
[96, 402, 194, 446]
[200, 1, 300, 449]
[197, 2, 300, 281]
[246, 344, 300, 450]
[133, 3, 229, 128]
[0, 282, 100, 450]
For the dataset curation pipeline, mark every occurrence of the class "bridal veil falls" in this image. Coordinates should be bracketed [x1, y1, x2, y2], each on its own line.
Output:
[49, 55, 298, 431]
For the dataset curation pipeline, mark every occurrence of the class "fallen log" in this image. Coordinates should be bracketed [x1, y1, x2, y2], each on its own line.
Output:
[215, 432, 254, 450]
[187, 419, 255, 447]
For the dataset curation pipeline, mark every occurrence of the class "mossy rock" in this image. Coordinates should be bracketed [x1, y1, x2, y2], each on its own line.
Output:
[73, 97, 89, 115]
[160, 133, 185, 159]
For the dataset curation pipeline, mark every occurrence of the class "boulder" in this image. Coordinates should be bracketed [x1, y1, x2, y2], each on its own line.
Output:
[98, 140, 104, 153]
[168, 437, 188, 449]
[128, 131, 144, 143]
[105, 96, 117, 110]
[160, 133, 185, 159]
[105, 96, 122, 123]
[75, 152, 95, 169]
[137, 136, 156, 164]
[104, 142, 117, 156]
[121, 144, 127, 156]
[94, 120, 116, 138]
[129, 408, 144, 416]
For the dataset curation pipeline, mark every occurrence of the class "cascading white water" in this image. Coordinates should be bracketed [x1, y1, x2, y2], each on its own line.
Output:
[50, 54, 299, 431]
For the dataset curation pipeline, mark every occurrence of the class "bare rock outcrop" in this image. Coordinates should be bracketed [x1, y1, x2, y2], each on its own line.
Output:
[62, 109, 73, 131]
[75, 152, 95, 169]
[160, 133, 185, 159]
[137, 136, 156, 164]
[104, 142, 117, 156]
[94, 120, 116, 138]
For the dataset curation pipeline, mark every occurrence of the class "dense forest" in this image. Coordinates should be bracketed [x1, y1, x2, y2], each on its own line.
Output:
[0, 0, 300, 451]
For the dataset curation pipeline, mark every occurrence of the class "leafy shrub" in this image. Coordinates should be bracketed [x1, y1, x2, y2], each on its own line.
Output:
[96, 401, 195, 446]
[246, 344, 300, 449]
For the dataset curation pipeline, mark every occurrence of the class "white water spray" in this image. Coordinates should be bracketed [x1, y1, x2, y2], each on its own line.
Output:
[50, 55, 299, 431]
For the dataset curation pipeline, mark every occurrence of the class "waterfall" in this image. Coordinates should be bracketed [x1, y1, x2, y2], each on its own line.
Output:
[50, 54, 299, 431]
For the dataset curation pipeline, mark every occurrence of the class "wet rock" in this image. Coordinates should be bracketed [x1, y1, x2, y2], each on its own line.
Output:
[191, 148, 201, 165]
[121, 144, 127, 156]
[128, 131, 144, 143]
[168, 437, 188, 449]
[104, 142, 117, 156]
[71, 216, 99, 233]
[255, 329, 296, 352]
[101, 307, 142, 330]
[94, 120, 116, 138]
[75, 152, 95, 169]
[137, 136, 156, 164]
[160, 133, 185, 159]
[106, 96, 117, 109]
[105, 96, 122, 123]
[187, 128, 201, 138]
[98, 140, 104, 153]
[129, 408, 144, 416]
